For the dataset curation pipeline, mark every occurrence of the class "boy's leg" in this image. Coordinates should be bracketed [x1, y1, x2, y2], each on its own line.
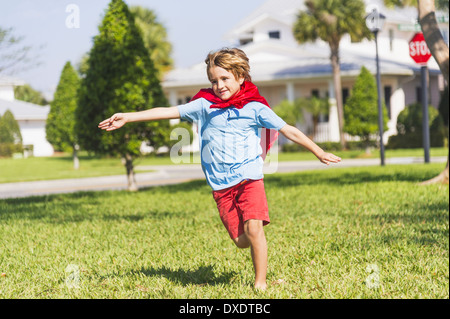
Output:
[244, 219, 267, 290]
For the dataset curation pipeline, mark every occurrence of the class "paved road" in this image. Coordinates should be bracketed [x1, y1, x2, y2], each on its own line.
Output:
[0, 156, 446, 199]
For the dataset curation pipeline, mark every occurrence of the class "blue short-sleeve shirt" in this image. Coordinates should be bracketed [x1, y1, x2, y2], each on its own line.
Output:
[177, 98, 286, 190]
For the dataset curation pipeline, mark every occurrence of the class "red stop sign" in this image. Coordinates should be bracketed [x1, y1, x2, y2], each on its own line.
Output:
[409, 32, 432, 64]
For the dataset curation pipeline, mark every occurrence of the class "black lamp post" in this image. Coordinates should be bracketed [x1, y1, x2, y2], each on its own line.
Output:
[366, 8, 386, 166]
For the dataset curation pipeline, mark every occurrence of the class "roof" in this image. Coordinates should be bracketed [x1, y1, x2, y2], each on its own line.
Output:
[0, 98, 49, 121]
[162, 40, 439, 89]
[224, 0, 304, 40]
[225, 0, 420, 40]
[0, 75, 25, 87]
[163, 0, 443, 89]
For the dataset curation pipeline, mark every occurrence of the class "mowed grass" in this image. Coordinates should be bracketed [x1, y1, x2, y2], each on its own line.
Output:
[0, 164, 448, 298]
[0, 155, 152, 184]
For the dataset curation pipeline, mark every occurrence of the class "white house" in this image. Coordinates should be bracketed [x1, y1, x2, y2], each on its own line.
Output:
[162, 0, 448, 149]
[0, 75, 54, 157]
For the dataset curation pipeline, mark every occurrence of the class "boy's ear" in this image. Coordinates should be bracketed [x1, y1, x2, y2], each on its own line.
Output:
[239, 77, 245, 85]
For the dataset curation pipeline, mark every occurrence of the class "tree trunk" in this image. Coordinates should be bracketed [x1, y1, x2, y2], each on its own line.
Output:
[124, 153, 138, 191]
[417, 0, 449, 83]
[73, 144, 80, 170]
[330, 44, 347, 149]
[312, 116, 319, 140]
[417, 0, 449, 185]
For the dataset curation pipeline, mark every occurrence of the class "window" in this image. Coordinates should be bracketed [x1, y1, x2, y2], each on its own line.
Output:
[389, 29, 394, 52]
[311, 89, 329, 122]
[342, 88, 349, 105]
[239, 38, 253, 46]
[384, 86, 392, 119]
[268, 31, 280, 39]
[416, 86, 421, 103]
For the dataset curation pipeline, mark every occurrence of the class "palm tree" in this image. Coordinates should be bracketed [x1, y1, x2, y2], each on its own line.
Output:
[384, 0, 449, 184]
[416, 0, 449, 184]
[130, 6, 173, 79]
[293, 0, 372, 149]
[300, 96, 330, 139]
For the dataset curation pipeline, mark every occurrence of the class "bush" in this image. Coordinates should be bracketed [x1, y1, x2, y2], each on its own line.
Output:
[387, 102, 446, 149]
[344, 66, 388, 146]
[0, 143, 23, 157]
[0, 109, 23, 157]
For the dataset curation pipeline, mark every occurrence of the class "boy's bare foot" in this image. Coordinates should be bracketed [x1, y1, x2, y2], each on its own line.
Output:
[254, 282, 267, 291]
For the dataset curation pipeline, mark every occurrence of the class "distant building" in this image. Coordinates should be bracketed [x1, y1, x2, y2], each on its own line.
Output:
[162, 0, 448, 150]
[0, 75, 54, 157]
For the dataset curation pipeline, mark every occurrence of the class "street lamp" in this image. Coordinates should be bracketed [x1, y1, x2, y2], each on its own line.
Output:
[366, 7, 386, 166]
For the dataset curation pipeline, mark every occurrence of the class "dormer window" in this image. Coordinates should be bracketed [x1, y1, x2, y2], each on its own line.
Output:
[239, 30, 254, 46]
[240, 38, 253, 46]
[268, 30, 280, 39]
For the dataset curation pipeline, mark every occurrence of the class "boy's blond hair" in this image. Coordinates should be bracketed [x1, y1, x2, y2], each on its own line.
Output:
[205, 48, 252, 82]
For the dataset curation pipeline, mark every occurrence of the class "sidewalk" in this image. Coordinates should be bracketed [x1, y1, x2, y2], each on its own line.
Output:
[0, 156, 446, 199]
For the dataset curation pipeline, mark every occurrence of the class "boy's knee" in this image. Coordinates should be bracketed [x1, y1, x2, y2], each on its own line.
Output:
[233, 235, 250, 249]
[244, 219, 264, 240]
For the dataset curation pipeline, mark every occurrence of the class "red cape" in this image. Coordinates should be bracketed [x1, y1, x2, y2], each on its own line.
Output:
[190, 81, 278, 160]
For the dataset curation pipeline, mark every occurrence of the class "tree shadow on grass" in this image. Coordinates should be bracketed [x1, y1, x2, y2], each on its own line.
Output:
[369, 201, 449, 248]
[133, 265, 237, 286]
[0, 191, 149, 223]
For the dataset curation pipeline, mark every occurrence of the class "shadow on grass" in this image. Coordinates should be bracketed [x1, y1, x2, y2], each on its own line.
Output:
[0, 191, 147, 223]
[0, 186, 203, 223]
[370, 201, 449, 248]
[133, 265, 237, 286]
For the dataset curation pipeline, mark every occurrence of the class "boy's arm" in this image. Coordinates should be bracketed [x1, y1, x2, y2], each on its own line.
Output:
[98, 106, 180, 131]
[279, 124, 341, 165]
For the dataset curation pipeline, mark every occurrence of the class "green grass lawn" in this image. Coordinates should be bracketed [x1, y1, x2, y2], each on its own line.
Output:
[0, 164, 448, 298]
[0, 147, 447, 183]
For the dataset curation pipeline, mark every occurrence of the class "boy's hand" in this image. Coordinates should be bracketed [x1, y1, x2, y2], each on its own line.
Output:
[98, 113, 127, 131]
[317, 151, 342, 165]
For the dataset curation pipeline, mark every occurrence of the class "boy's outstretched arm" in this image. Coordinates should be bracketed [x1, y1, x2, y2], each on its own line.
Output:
[279, 124, 342, 165]
[98, 106, 180, 131]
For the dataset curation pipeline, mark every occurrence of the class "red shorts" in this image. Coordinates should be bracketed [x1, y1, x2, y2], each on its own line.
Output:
[212, 179, 270, 240]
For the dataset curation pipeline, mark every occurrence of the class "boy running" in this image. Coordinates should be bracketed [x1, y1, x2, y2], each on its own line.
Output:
[99, 48, 341, 290]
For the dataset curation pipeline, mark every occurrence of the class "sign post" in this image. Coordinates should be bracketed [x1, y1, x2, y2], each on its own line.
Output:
[366, 7, 386, 166]
[409, 32, 432, 163]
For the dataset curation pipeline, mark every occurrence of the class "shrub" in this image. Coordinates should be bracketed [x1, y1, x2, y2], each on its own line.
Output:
[387, 102, 446, 149]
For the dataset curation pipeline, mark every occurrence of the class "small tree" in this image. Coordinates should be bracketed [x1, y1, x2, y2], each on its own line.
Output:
[273, 99, 303, 127]
[344, 66, 388, 152]
[76, 0, 170, 191]
[46, 61, 81, 169]
[293, 0, 372, 149]
[14, 84, 48, 105]
[300, 96, 330, 139]
[0, 110, 22, 144]
[387, 102, 446, 149]
[0, 26, 42, 75]
[0, 109, 22, 157]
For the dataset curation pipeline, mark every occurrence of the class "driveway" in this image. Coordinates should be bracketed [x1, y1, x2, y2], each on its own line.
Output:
[0, 156, 446, 199]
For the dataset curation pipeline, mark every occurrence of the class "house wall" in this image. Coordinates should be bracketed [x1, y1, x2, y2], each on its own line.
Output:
[19, 120, 54, 157]
[0, 86, 15, 101]
[251, 18, 298, 45]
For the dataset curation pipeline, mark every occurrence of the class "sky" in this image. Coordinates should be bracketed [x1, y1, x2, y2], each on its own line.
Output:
[0, 0, 267, 100]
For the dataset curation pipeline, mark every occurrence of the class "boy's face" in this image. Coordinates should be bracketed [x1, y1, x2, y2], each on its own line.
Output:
[208, 66, 244, 101]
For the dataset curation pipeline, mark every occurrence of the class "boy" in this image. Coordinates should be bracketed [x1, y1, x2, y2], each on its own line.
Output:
[99, 48, 341, 290]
